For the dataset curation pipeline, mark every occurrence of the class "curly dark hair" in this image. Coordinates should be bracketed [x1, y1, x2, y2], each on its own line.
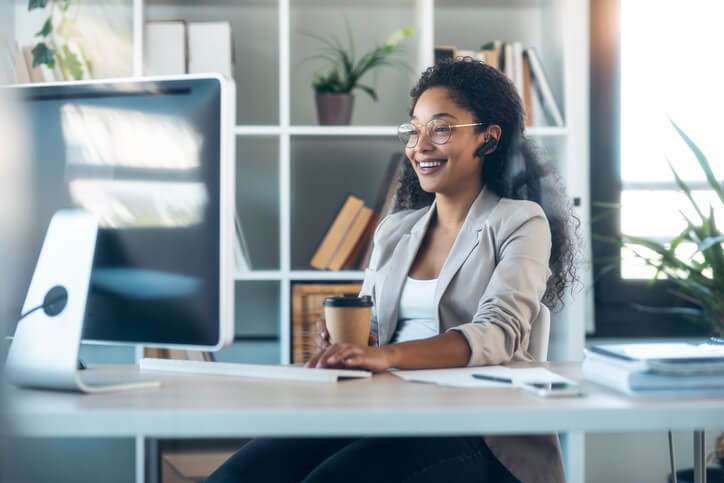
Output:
[394, 58, 580, 310]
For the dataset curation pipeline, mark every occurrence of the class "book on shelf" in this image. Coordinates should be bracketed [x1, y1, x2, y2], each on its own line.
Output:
[13, 46, 31, 84]
[437, 42, 532, 126]
[480, 40, 503, 69]
[21, 46, 53, 83]
[521, 53, 533, 127]
[523, 47, 564, 127]
[187, 21, 235, 78]
[144, 19, 189, 75]
[434, 45, 498, 69]
[233, 211, 252, 273]
[291, 283, 363, 364]
[309, 194, 365, 270]
[144, 19, 235, 79]
[327, 206, 373, 271]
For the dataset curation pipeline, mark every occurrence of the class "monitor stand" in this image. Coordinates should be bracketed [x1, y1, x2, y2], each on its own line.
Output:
[5, 209, 159, 393]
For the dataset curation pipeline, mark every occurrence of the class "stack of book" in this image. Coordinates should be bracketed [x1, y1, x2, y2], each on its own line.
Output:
[583, 342, 724, 395]
[144, 20, 235, 78]
[309, 153, 404, 271]
[435, 42, 564, 127]
[309, 194, 375, 271]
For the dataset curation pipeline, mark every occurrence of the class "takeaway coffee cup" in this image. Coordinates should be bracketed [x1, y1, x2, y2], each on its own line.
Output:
[323, 295, 373, 346]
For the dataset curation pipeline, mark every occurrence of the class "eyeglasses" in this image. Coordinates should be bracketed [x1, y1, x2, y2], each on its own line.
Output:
[397, 119, 484, 148]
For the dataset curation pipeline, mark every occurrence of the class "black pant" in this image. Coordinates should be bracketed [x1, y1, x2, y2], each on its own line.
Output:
[205, 436, 521, 483]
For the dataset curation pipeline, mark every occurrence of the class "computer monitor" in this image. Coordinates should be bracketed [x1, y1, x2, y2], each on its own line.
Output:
[7, 75, 235, 352]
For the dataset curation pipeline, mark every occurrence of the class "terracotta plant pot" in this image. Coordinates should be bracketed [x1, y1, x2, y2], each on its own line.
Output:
[315, 93, 354, 125]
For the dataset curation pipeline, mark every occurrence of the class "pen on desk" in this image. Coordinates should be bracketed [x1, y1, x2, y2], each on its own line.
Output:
[472, 374, 513, 384]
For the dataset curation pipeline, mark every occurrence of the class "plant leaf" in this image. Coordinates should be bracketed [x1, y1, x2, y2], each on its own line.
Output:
[670, 118, 724, 205]
[667, 157, 705, 222]
[623, 234, 710, 283]
[31, 42, 55, 68]
[355, 84, 378, 101]
[698, 235, 724, 253]
[36, 17, 52, 37]
[62, 45, 84, 80]
[28, 0, 48, 11]
[385, 27, 415, 48]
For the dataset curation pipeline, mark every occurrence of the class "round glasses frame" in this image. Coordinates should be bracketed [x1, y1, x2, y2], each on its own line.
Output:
[397, 119, 484, 148]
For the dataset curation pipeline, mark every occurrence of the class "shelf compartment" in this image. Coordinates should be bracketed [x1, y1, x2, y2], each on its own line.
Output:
[145, 0, 280, 125]
[290, 0, 420, 126]
[434, 0, 566, 127]
[236, 136, 280, 270]
[233, 280, 280, 340]
[290, 136, 402, 270]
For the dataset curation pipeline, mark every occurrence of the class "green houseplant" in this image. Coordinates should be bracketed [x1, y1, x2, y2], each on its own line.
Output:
[306, 25, 415, 125]
[619, 120, 723, 337]
[27, 0, 90, 80]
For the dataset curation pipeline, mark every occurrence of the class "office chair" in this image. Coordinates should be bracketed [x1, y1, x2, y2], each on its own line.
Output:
[528, 304, 551, 362]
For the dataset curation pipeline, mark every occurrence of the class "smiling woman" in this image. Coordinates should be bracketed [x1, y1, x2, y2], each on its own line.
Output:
[206, 59, 580, 483]
[395, 59, 579, 309]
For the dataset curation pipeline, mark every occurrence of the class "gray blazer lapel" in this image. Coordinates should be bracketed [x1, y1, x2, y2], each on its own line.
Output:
[433, 187, 500, 314]
[377, 202, 436, 344]
[433, 226, 480, 314]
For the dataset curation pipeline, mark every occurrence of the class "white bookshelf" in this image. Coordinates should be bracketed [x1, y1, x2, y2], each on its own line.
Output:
[132, 1, 588, 480]
[131, 0, 589, 361]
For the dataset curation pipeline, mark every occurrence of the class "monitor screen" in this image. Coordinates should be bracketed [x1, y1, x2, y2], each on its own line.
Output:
[9, 76, 234, 349]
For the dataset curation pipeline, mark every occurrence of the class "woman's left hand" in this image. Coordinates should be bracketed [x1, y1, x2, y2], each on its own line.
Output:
[305, 343, 394, 372]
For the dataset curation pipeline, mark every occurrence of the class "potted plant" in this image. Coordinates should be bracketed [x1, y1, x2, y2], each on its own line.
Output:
[306, 25, 414, 125]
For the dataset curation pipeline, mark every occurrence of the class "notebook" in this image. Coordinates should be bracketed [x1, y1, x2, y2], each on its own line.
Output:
[585, 342, 724, 375]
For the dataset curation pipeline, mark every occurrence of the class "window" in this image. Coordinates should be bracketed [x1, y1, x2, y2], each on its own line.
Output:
[619, 0, 724, 279]
[590, 0, 723, 337]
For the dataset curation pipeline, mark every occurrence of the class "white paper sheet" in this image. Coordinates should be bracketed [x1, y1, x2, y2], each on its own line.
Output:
[391, 366, 571, 388]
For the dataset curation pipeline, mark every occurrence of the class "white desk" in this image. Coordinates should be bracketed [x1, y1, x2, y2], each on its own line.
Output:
[6, 362, 723, 482]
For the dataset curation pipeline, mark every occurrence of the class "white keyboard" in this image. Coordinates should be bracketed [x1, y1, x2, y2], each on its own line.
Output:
[140, 358, 372, 383]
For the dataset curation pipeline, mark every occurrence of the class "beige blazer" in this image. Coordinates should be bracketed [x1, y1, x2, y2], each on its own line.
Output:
[360, 187, 566, 483]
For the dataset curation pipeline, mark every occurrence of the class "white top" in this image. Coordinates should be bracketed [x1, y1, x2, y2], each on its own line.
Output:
[391, 276, 439, 343]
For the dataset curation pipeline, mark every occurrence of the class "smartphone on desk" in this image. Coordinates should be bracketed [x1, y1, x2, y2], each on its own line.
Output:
[520, 381, 586, 398]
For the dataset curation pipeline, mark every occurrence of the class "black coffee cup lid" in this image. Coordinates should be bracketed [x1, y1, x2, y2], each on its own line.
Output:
[323, 295, 373, 307]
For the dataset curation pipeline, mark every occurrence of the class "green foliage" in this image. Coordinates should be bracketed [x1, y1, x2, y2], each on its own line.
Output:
[31, 42, 55, 69]
[36, 17, 52, 37]
[28, 0, 48, 10]
[622, 120, 724, 335]
[307, 24, 415, 100]
[27, 0, 86, 80]
[62, 44, 83, 80]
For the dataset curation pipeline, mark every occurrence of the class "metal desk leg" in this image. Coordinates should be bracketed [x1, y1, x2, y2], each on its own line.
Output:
[694, 430, 706, 483]
[136, 434, 145, 483]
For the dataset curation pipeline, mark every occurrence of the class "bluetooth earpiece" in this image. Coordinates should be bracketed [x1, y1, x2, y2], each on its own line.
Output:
[477, 135, 498, 157]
